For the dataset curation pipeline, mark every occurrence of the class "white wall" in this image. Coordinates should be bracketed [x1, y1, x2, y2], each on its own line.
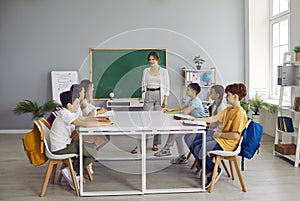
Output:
[248, 0, 269, 98]
[0, 0, 245, 129]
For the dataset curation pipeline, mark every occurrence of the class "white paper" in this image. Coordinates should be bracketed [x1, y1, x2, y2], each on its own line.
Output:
[182, 120, 207, 127]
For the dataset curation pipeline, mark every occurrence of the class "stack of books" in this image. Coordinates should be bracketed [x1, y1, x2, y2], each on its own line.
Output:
[278, 116, 294, 132]
[293, 97, 300, 111]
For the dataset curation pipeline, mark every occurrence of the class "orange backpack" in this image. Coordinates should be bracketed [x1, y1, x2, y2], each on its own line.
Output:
[22, 118, 50, 166]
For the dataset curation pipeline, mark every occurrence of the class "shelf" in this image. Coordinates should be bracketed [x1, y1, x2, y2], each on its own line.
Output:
[275, 83, 300, 167]
[181, 67, 216, 104]
[274, 151, 299, 167]
[276, 130, 298, 138]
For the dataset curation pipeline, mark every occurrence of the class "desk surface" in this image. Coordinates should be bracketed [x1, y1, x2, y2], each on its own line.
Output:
[80, 111, 206, 134]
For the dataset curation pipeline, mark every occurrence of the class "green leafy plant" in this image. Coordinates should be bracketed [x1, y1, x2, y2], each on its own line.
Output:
[193, 55, 205, 66]
[293, 46, 300, 53]
[241, 100, 250, 114]
[13, 99, 60, 120]
[242, 93, 277, 115]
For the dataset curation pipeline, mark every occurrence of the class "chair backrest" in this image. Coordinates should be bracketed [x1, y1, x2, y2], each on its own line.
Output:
[233, 136, 243, 155]
[35, 118, 52, 158]
[37, 118, 78, 160]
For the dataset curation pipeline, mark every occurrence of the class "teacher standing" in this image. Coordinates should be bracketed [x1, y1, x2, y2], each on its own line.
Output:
[131, 51, 170, 154]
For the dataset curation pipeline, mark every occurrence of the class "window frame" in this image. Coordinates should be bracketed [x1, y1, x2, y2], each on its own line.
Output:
[269, 0, 290, 101]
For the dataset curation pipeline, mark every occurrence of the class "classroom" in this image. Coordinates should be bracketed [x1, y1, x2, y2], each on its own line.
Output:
[1, 0, 300, 200]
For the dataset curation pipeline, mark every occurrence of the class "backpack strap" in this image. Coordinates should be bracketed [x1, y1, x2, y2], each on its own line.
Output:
[240, 119, 251, 171]
[241, 147, 245, 171]
[35, 119, 46, 154]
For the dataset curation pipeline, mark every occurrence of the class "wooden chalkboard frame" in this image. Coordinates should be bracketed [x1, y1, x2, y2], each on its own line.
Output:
[90, 48, 167, 100]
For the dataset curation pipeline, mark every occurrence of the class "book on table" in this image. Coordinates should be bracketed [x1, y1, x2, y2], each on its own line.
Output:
[173, 114, 193, 120]
[182, 120, 207, 128]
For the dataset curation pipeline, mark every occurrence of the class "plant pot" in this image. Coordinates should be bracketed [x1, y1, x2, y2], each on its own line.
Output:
[296, 53, 300, 62]
[196, 65, 202, 70]
[251, 114, 261, 123]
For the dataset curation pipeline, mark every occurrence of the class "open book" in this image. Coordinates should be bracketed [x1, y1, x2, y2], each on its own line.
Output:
[182, 120, 207, 127]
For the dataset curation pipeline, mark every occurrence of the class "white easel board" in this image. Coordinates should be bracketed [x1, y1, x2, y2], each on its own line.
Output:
[51, 71, 79, 104]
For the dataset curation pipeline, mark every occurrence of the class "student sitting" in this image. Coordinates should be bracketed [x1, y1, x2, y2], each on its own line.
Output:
[50, 90, 112, 189]
[154, 83, 206, 164]
[190, 83, 248, 188]
[184, 84, 226, 172]
[80, 80, 106, 116]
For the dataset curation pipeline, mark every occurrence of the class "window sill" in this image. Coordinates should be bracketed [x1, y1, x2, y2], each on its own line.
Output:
[265, 98, 291, 107]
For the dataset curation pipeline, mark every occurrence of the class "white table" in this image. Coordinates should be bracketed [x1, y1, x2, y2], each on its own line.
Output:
[79, 111, 206, 196]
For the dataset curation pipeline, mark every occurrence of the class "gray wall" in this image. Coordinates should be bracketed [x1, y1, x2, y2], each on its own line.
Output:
[0, 0, 245, 129]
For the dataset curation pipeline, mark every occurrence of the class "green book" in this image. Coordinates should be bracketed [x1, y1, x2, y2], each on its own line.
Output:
[165, 110, 181, 114]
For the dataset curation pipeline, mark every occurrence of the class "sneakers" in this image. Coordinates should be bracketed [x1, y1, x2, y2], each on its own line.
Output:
[154, 148, 171, 157]
[170, 156, 188, 164]
[88, 163, 94, 175]
[205, 168, 223, 189]
[61, 167, 80, 190]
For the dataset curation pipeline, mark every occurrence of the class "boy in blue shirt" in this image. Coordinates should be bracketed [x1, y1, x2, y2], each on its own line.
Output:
[154, 83, 206, 164]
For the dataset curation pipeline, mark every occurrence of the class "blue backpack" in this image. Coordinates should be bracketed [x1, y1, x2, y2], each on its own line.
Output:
[239, 119, 263, 170]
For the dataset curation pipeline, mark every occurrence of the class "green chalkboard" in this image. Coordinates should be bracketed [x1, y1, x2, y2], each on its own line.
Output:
[90, 48, 167, 100]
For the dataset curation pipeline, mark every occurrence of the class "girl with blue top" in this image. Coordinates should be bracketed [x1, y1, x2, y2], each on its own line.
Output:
[154, 83, 206, 164]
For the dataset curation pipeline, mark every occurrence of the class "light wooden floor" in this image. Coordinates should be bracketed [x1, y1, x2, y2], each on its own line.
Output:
[1, 133, 300, 201]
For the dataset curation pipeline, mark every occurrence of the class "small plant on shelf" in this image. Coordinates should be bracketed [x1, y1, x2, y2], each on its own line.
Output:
[294, 45, 300, 61]
[193, 55, 205, 70]
[13, 99, 60, 120]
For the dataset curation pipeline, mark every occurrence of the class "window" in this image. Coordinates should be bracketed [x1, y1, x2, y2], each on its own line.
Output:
[270, 0, 290, 100]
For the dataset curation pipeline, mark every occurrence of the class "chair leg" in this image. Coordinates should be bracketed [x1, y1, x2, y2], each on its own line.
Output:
[51, 164, 57, 184]
[40, 160, 54, 197]
[85, 166, 93, 181]
[66, 158, 80, 197]
[191, 159, 197, 170]
[58, 162, 67, 183]
[221, 160, 231, 177]
[187, 151, 192, 160]
[208, 156, 221, 193]
[229, 160, 234, 180]
[232, 156, 247, 192]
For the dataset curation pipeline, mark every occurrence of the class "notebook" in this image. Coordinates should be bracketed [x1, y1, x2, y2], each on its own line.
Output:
[182, 120, 207, 127]
[173, 114, 193, 120]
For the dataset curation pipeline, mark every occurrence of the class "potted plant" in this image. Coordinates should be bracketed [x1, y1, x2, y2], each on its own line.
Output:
[13, 99, 61, 120]
[294, 45, 300, 62]
[242, 93, 277, 122]
[193, 55, 205, 70]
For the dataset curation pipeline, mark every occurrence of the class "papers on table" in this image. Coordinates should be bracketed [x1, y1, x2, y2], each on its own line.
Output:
[182, 120, 207, 127]
[96, 110, 114, 117]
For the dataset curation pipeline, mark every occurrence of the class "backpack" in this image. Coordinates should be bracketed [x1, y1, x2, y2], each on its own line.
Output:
[239, 119, 263, 171]
[22, 118, 50, 166]
[46, 106, 62, 126]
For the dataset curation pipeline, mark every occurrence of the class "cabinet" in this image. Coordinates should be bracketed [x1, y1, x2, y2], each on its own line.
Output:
[182, 67, 216, 115]
[274, 62, 300, 167]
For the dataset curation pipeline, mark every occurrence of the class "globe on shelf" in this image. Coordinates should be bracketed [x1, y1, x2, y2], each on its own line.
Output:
[202, 72, 212, 86]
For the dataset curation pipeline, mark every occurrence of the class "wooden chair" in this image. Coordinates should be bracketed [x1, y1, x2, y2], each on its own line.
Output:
[37, 118, 80, 197]
[207, 137, 246, 193]
[187, 151, 232, 178]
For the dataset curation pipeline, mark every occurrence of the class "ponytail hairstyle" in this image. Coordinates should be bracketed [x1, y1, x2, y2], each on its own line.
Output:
[208, 85, 225, 116]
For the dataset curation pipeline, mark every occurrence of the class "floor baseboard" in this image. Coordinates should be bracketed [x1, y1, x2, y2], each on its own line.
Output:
[0, 129, 30, 134]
